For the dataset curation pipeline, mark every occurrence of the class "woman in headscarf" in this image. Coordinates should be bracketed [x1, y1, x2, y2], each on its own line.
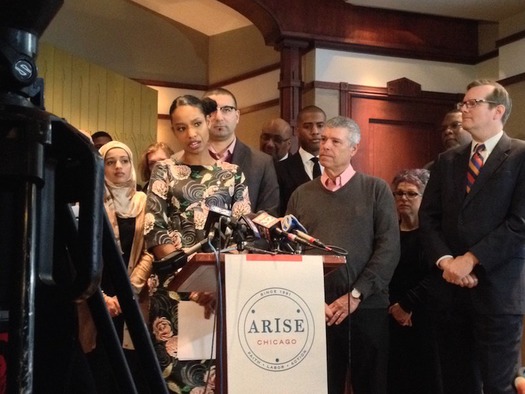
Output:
[83, 141, 153, 393]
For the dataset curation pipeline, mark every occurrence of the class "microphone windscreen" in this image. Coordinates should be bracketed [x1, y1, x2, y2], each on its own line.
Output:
[204, 205, 231, 236]
[281, 214, 307, 233]
[252, 211, 281, 230]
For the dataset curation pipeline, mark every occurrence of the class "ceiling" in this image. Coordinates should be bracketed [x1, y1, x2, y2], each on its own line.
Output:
[132, 0, 525, 37]
[40, 0, 525, 85]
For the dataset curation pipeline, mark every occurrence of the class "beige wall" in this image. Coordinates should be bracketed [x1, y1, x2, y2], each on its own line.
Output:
[208, 25, 279, 84]
[238, 105, 280, 149]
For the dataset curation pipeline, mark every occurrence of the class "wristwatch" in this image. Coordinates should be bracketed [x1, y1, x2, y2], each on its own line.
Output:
[351, 288, 362, 300]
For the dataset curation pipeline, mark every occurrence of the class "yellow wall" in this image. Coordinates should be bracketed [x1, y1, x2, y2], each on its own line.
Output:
[37, 42, 158, 173]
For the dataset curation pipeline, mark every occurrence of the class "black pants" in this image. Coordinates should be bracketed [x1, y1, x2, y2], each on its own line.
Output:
[432, 308, 522, 394]
[326, 307, 389, 394]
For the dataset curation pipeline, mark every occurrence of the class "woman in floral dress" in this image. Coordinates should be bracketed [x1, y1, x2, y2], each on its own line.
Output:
[144, 95, 251, 393]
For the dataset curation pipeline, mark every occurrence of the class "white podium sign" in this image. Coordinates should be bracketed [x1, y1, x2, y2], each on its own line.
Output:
[225, 254, 327, 394]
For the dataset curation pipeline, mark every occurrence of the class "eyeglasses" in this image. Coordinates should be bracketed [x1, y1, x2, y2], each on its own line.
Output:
[393, 191, 422, 200]
[213, 105, 237, 115]
[260, 133, 290, 144]
[456, 99, 499, 110]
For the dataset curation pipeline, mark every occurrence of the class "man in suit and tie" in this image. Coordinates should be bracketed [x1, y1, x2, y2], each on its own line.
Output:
[419, 79, 525, 394]
[202, 88, 280, 215]
[276, 105, 326, 215]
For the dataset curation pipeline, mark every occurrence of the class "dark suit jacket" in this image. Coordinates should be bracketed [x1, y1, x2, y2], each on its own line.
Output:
[275, 152, 311, 215]
[419, 133, 525, 314]
[231, 139, 280, 215]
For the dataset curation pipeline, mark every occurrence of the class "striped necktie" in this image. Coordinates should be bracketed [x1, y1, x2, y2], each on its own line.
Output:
[466, 143, 485, 193]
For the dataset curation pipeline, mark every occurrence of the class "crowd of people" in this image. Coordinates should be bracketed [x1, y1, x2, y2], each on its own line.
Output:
[79, 79, 525, 394]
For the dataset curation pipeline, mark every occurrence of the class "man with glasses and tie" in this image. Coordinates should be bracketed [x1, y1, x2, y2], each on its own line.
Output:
[259, 117, 292, 162]
[276, 105, 326, 215]
[419, 79, 525, 394]
[202, 87, 279, 215]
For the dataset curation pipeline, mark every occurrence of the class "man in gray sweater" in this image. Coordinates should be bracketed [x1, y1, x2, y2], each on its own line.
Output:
[287, 116, 400, 394]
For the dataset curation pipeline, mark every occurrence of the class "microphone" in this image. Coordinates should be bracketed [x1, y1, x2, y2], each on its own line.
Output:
[251, 211, 282, 242]
[281, 214, 307, 233]
[204, 205, 232, 237]
[152, 236, 211, 276]
[293, 230, 333, 252]
[252, 211, 307, 253]
[274, 227, 317, 249]
[282, 214, 332, 252]
[225, 213, 261, 240]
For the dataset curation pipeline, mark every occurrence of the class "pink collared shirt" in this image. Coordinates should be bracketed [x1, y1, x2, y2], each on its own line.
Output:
[321, 163, 356, 192]
[209, 138, 236, 163]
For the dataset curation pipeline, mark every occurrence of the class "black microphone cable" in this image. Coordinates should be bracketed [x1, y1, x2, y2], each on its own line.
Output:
[345, 260, 352, 391]
[214, 216, 228, 392]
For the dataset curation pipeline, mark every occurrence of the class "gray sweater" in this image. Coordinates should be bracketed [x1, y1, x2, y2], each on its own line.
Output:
[287, 172, 400, 308]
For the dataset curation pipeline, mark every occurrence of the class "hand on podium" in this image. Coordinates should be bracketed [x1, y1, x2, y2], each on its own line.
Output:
[189, 291, 216, 319]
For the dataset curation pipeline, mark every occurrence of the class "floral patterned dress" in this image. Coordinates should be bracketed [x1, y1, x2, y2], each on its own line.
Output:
[144, 159, 250, 394]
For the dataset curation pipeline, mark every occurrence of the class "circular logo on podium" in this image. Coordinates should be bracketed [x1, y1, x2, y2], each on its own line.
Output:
[237, 287, 315, 371]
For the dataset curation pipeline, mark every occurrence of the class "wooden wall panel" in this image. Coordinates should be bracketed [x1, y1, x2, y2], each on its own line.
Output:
[346, 89, 458, 183]
[70, 57, 90, 130]
[122, 80, 142, 146]
[88, 64, 108, 133]
[51, 49, 73, 122]
[368, 122, 437, 184]
[139, 86, 159, 147]
[106, 72, 125, 139]
[36, 42, 158, 174]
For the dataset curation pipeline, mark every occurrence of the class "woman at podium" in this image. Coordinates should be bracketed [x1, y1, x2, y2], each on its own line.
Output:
[144, 95, 251, 393]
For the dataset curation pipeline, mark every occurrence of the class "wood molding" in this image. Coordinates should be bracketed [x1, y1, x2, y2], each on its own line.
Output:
[239, 98, 279, 115]
[305, 80, 463, 103]
[133, 79, 208, 91]
[222, 0, 478, 65]
[135, 63, 280, 91]
[209, 63, 280, 89]
[497, 29, 525, 48]
[499, 72, 525, 86]
[157, 98, 279, 119]
[478, 49, 499, 63]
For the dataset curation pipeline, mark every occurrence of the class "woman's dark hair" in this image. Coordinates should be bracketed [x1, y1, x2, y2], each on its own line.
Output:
[168, 95, 217, 118]
[391, 168, 430, 194]
[91, 130, 112, 140]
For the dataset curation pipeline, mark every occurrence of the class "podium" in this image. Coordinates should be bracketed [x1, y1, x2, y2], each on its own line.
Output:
[170, 253, 345, 394]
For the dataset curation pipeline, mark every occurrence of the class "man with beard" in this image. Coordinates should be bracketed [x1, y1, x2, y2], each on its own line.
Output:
[202, 88, 279, 215]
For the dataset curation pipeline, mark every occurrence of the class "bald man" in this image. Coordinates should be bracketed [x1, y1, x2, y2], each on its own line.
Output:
[259, 118, 292, 162]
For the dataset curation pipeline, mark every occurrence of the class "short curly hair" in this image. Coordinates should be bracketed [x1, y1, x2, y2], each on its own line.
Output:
[391, 168, 430, 194]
